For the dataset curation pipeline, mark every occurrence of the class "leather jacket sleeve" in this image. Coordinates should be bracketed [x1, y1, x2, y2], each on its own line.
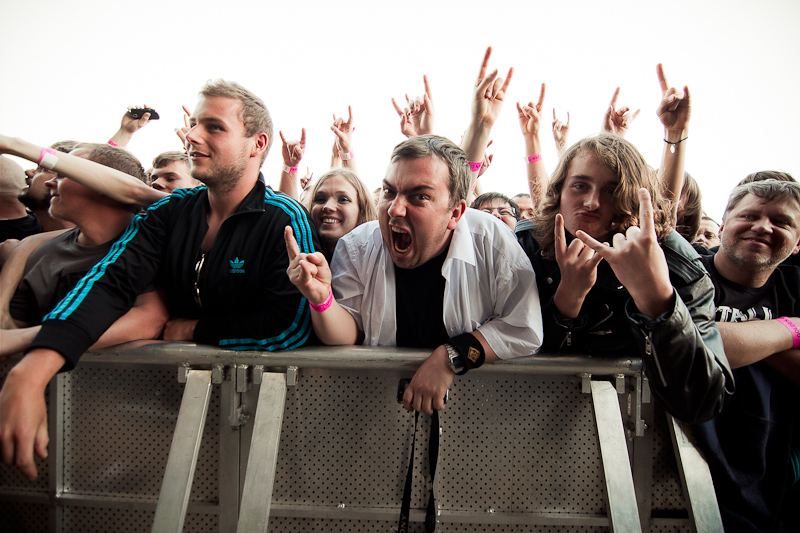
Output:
[626, 232, 734, 424]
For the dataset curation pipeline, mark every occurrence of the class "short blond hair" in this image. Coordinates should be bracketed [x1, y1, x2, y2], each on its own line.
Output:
[199, 79, 274, 159]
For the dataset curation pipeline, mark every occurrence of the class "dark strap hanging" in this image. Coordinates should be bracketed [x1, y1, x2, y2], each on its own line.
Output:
[398, 411, 440, 533]
[425, 410, 439, 532]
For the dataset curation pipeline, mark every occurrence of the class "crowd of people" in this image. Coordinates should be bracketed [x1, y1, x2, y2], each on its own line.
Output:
[0, 47, 797, 530]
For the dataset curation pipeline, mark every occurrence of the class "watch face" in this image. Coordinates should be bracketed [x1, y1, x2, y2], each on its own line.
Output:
[447, 345, 464, 373]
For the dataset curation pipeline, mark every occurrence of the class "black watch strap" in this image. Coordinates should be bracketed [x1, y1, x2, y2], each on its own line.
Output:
[447, 333, 486, 375]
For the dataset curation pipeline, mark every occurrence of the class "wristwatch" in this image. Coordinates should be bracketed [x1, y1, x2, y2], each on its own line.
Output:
[445, 343, 465, 375]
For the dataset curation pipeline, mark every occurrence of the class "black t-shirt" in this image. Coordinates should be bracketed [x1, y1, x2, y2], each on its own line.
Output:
[394, 250, 449, 348]
[0, 213, 42, 242]
[694, 253, 800, 531]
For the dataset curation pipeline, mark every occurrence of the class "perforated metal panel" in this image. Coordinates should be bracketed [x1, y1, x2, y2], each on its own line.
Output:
[62, 365, 219, 504]
[274, 369, 425, 509]
[439, 375, 604, 515]
[61, 507, 217, 532]
[0, 501, 50, 532]
[270, 517, 424, 532]
[649, 409, 687, 512]
[438, 524, 608, 533]
[0, 357, 701, 532]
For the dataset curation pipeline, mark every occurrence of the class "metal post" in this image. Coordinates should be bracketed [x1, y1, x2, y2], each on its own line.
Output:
[152, 369, 212, 533]
[219, 366, 240, 533]
[236, 373, 287, 533]
[667, 414, 723, 533]
[591, 380, 642, 532]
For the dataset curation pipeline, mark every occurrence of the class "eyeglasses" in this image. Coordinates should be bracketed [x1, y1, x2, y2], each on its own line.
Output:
[479, 206, 516, 218]
[194, 253, 206, 308]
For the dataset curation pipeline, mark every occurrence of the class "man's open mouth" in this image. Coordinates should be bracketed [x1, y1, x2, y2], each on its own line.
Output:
[391, 227, 411, 253]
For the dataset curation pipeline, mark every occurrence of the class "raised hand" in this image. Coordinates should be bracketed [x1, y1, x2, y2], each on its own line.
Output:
[280, 128, 306, 167]
[516, 83, 546, 137]
[109, 104, 154, 148]
[331, 106, 354, 153]
[602, 88, 640, 137]
[120, 105, 152, 134]
[472, 46, 514, 127]
[552, 213, 603, 319]
[391, 75, 435, 138]
[576, 188, 673, 319]
[552, 109, 570, 152]
[284, 226, 331, 305]
[656, 64, 691, 135]
[300, 167, 313, 190]
[175, 105, 192, 150]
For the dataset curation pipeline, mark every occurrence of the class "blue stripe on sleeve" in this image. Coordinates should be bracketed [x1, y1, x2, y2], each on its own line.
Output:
[44, 189, 203, 322]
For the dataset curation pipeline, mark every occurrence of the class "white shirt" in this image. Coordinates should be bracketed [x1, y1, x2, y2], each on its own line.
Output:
[330, 208, 543, 359]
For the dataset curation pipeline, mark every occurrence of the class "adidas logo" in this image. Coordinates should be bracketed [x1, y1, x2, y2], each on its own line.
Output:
[229, 257, 245, 274]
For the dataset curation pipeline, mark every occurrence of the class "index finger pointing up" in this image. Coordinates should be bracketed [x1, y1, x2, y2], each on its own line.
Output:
[284, 226, 300, 260]
[609, 87, 620, 108]
[656, 63, 669, 93]
[536, 83, 546, 110]
[637, 188, 656, 235]
[476, 46, 493, 86]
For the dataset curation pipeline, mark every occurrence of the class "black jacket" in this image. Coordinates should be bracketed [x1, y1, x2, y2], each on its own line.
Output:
[518, 228, 734, 423]
[30, 178, 319, 369]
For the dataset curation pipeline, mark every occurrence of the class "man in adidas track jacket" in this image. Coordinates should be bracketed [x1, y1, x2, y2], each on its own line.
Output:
[0, 79, 319, 480]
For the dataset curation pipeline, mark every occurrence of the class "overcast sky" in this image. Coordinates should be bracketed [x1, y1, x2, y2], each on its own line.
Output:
[2, 0, 798, 220]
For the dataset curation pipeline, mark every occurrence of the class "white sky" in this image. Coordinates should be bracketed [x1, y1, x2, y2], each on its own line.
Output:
[2, 0, 799, 221]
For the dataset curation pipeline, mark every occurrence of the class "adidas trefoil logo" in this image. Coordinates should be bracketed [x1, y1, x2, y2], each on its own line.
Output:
[229, 257, 245, 274]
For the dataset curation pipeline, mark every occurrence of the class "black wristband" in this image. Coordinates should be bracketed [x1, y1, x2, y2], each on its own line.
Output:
[448, 332, 485, 373]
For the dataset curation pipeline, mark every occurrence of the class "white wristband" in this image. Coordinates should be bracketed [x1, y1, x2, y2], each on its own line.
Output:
[39, 148, 59, 170]
[339, 150, 354, 161]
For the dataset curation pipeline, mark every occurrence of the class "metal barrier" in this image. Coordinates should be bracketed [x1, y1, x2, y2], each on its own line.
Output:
[0, 342, 721, 532]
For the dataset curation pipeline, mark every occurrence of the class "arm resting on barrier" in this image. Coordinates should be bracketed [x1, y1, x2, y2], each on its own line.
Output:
[402, 330, 498, 414]
[716, 319, 799, 368]
[0, 347, 65, 480]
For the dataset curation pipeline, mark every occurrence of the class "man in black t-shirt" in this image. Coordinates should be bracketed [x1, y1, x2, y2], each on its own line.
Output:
[0, 143, 167, 358]
[693, 179, 800, 531]
[0, 156, 42, 265]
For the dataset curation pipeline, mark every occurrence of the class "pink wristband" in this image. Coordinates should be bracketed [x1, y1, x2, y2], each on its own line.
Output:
[526, 154, 542, 164]
[309, 287, 333, 313]
[39, 148, 59, 170]
[107, 140, 119, 147]
[283, 164, 298, 173]
[468, 161, 482, 173]
[339, 150, 354, 161]
[776, 317, 800, 349]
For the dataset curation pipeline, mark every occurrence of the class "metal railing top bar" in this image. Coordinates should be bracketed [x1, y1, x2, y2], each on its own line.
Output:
[76, 341, 643, 376]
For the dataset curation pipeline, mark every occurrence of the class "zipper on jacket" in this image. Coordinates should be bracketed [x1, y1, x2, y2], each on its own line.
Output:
[644, 331, 668, 387]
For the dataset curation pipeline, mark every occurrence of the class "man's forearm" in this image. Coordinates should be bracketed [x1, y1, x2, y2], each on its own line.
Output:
[1, 136, 163, 207]
[763, 349, 800, 386]
[310, 301, 362, 345]
[717, 320, 796, 369]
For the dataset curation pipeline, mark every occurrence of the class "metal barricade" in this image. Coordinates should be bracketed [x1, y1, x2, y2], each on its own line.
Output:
[0, 343, 720, 532]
